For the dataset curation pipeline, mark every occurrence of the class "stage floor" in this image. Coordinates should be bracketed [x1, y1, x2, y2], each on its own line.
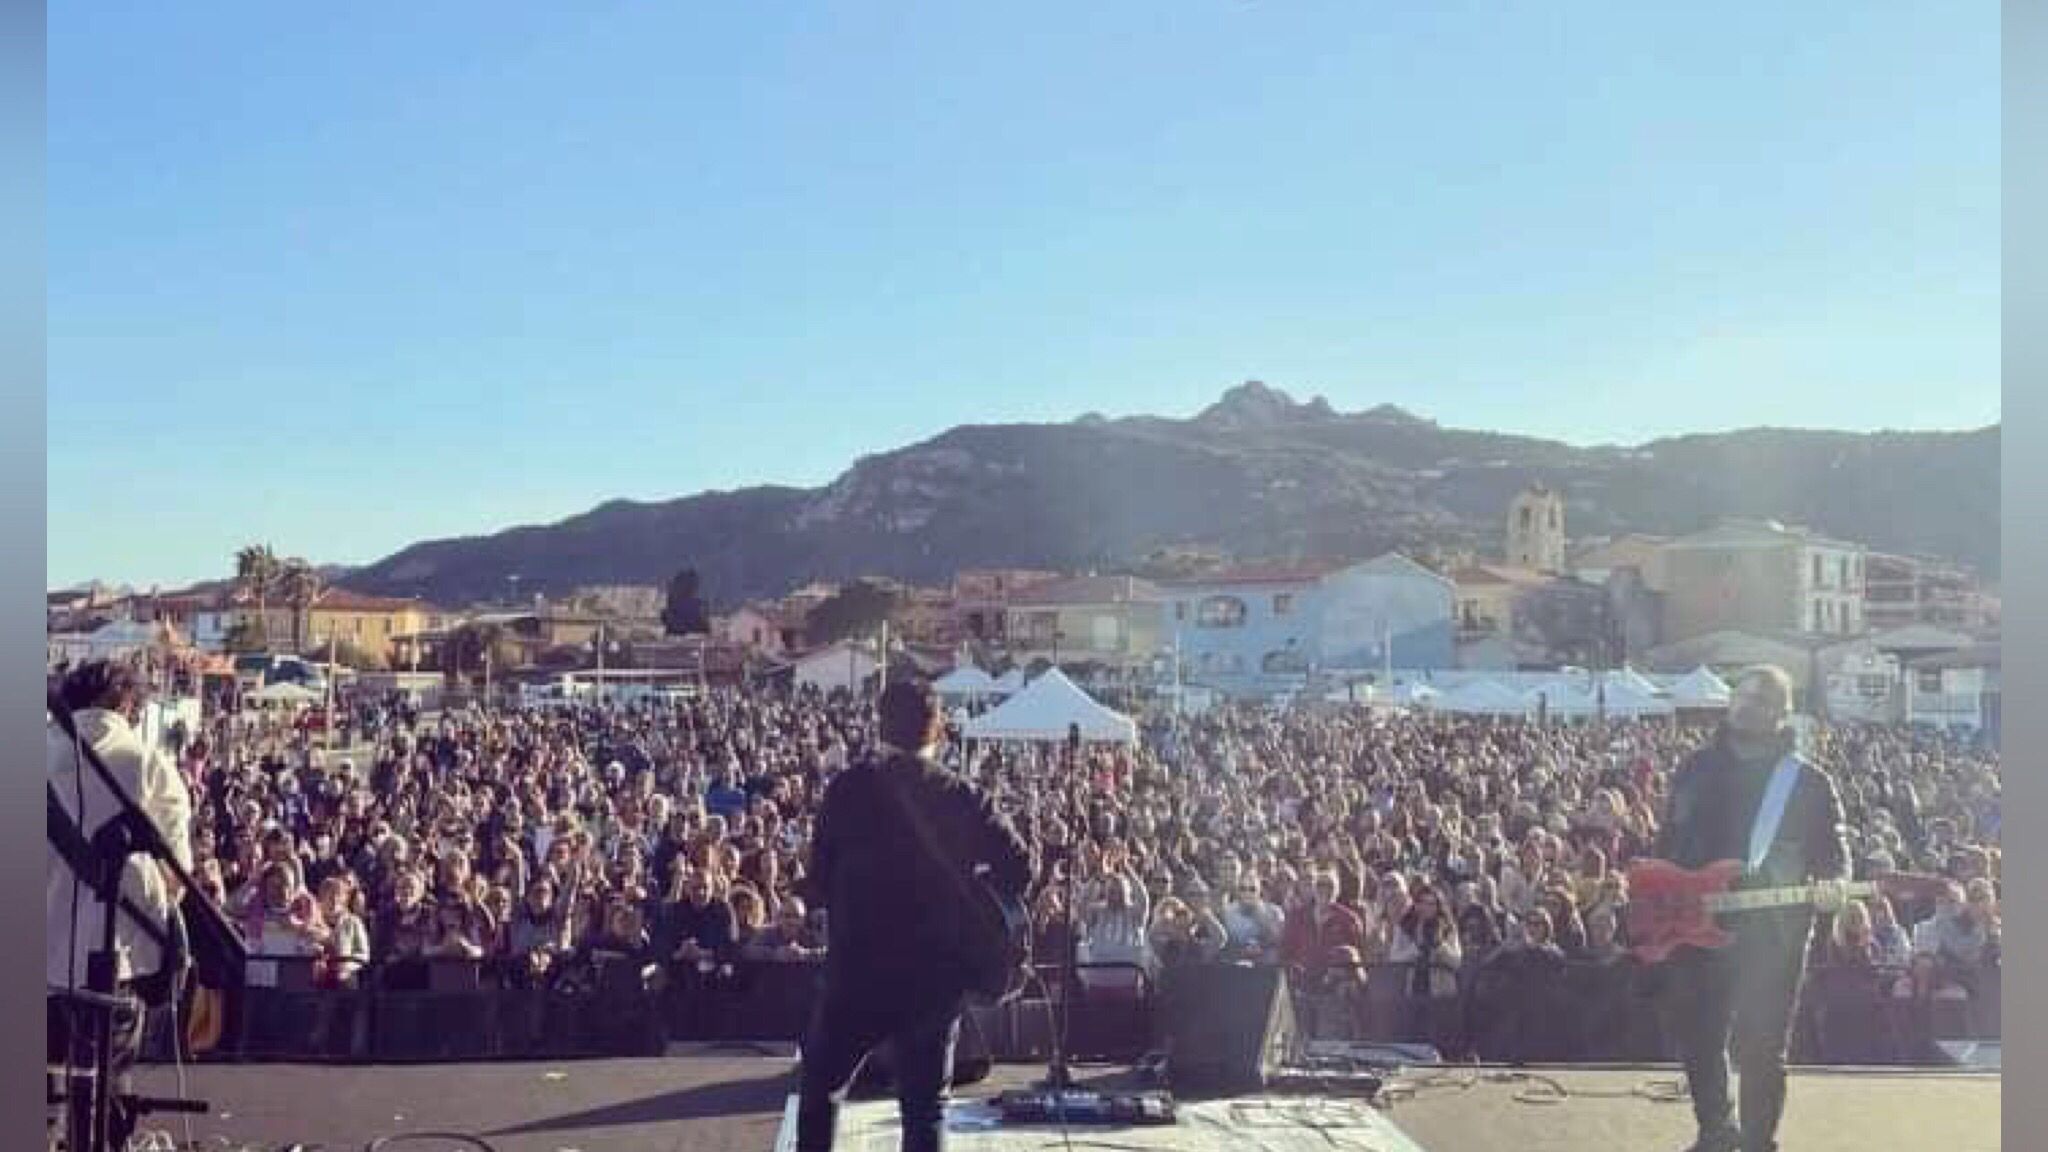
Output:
[127, 1055, 2000, 1152]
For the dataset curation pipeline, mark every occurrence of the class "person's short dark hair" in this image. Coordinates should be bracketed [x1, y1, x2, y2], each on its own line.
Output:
[58, 659, 143, 716]
[878, 680, 942, 752]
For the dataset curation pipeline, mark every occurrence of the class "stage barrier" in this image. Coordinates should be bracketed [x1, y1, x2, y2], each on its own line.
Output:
[169, 954, 1997, 1067]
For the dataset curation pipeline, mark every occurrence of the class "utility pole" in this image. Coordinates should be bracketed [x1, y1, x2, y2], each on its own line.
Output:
[323, 623, 338, 751]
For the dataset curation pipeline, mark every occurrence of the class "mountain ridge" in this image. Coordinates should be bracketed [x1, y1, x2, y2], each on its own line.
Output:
[341, 384, 2000, 607]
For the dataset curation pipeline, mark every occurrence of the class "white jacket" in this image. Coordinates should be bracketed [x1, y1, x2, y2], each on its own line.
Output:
[47, 710, 195, 990]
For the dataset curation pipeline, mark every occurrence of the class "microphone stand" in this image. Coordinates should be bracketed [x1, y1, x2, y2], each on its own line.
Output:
[1041, 724, 1084, 1092]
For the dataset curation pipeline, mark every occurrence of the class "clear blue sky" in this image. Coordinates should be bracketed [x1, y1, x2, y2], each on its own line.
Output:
[48, 1, 2000, 590]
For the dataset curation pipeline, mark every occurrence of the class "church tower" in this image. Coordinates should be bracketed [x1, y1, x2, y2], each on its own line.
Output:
[1506, 484, 1566, 573]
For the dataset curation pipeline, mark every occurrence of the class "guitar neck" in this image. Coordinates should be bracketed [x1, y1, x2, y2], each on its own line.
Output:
[1702, 880, 1878, 914]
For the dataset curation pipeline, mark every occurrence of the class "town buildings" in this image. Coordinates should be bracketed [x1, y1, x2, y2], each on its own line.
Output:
[952, 569, 1062, 645]
[1001, 574, 1165, 679]
[1161, 554, 1456, 694]
[1863, 553, 1999, 632]
[1660, 519, 1867, 643]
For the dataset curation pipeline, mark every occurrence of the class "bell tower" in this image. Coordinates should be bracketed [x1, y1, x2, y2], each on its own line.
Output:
[1507, 484, 1566, 573]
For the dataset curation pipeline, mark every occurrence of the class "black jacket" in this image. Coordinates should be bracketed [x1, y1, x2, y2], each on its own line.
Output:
[1655, 728, 1851, 949]
[807, 749, 1032, 1008]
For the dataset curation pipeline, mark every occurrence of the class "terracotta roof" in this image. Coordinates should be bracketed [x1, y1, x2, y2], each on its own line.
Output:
[314, 589, 428, 613]
[1156, 560, 1348, 588]
[1008, 575, 1163, 606]
[1452, 564, 1550, 587]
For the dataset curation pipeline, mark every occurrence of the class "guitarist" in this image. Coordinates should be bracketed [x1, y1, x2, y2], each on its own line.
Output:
[1655, 665, 1851, 1152]
[796, 680, 1033, 1152]
[47, 660, 196, 1151]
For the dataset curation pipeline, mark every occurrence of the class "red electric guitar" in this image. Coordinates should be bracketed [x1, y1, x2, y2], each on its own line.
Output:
[1625, 859, 1879, 964]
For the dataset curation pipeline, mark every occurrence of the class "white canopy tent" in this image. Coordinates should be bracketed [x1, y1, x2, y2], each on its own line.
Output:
[1366, 680, 1442, 709]
[1612, 666, 1666, 698]
[962, 668, 1138, 744]
[1436, 679, 1535, 717]
[990, 668, 1028, 696]
[933, 665, 998, 698]
[1526, 678, 1599, 718]
[1594, 677, 1677, 718]
[249, 681, 321, 706]
[1666, 666, 1733, 710]
[1520, 673, 1677, 720]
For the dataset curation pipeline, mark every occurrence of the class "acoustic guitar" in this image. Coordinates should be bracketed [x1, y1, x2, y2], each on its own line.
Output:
[961, 874, 1034, 1007]
[1625, 858, 1878, 964]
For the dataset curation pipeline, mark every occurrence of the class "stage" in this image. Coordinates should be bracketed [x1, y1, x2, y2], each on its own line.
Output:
[127, 1055, 2000, 1152]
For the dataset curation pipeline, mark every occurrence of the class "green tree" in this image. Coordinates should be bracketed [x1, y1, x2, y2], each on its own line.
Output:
[663, 568, 710, 636]
[276, 559, 323, 654]
[805, 580, 899, 646]
[223, 617, 268, 654]
[234, 543, 280, 651]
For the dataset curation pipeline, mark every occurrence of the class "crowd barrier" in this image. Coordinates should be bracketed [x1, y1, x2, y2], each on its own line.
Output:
[157, 954, 1997, 1068]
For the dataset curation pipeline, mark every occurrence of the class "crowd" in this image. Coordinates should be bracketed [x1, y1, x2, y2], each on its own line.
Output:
[165, 678, 2001, 1056]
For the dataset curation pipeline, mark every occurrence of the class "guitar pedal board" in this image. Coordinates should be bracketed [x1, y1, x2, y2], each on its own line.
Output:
[993, 1088, 1178, 1126]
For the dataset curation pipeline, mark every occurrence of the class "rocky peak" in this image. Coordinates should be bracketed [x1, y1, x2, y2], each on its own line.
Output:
[1195, 381, 1310, 428]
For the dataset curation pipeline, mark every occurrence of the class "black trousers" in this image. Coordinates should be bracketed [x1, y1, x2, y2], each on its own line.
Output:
[48, 992, 145, 1152]
[1666, 933, 1807, 1152]
[796, 984, 961, 1152]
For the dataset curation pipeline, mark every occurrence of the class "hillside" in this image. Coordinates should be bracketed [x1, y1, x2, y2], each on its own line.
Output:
[343, 383, 2000, 606]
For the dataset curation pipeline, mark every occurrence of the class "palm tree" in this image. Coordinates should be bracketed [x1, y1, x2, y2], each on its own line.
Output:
[277, 559, 323, 654]
[233, 544, 280, 652]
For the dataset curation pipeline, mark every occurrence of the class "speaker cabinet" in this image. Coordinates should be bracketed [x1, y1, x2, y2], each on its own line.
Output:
[1161, 963, 1299, 1096]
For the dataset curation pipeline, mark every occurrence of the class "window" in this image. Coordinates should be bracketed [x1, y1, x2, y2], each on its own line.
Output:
[1197, 596, 1249, 628]
[1520, 508, 1532, 529]
[1917, 670, 1943, 694]
[1838, 557, 1850, 588]
[1813, 555, 1824, 585]
[1273, 593, 1293, 616]
[1176, 601, 1187, 622]
[1549, 507, 1558, 529]
[1092, 615, 1119, 650]
[1813, 602, 1824, 632]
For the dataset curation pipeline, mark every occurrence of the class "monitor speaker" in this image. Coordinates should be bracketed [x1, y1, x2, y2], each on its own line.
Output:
[1161, 963, 1299, 1096]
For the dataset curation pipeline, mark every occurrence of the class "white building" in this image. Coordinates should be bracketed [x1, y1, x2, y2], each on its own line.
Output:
[1661, 519, 1868, 643]
[47, 619, 183, 670]
[719, 604, 788, 657]
[1903, 646, 2000, 736]
[792, 640, 881, 695]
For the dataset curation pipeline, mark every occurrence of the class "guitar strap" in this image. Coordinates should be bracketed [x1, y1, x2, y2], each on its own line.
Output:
[1746, 754, 1803, 874]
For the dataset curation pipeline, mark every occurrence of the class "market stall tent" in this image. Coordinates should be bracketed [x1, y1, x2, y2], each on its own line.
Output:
[962, 668, 1138, 744]
[933, 665, 998, 698]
